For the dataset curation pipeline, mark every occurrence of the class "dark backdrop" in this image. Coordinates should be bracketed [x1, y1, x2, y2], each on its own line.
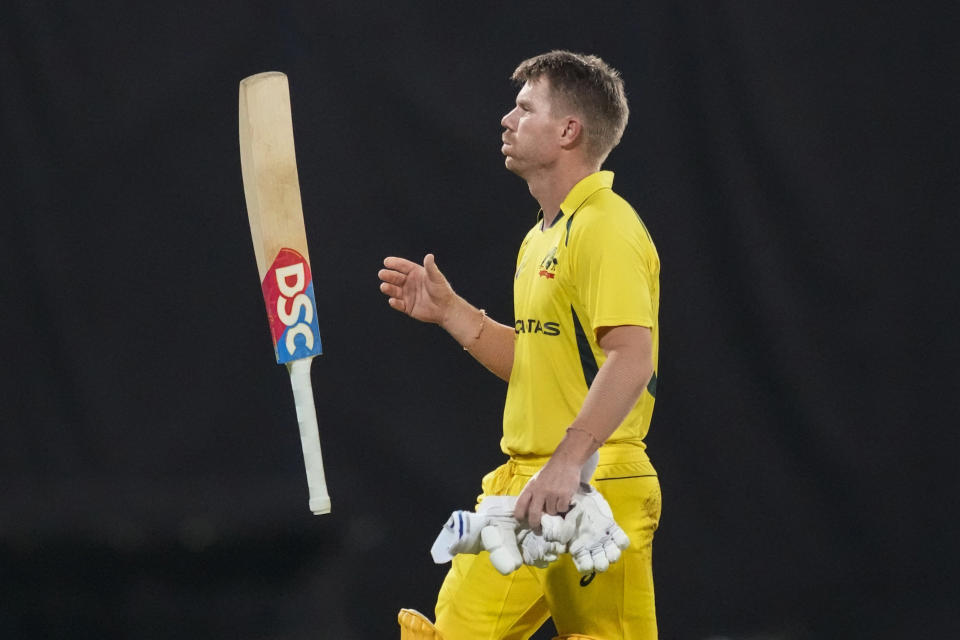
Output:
[2, 2, 957, 639]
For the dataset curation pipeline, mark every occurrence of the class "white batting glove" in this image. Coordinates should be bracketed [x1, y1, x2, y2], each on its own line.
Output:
[429, 453, 605, 575]
[496, 453, 597, 571]
[430, 496, 524, 575]
[517, 528, 566, 568]
[544, 484, 631, 574]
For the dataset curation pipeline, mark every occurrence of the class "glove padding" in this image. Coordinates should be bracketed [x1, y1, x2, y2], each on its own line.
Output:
[541, 484, 631, 574]
[429, 452, 614, 575]
[430, 496, 524, 575]
[517, 528, 566, 569]
[431, 495, 570, 574]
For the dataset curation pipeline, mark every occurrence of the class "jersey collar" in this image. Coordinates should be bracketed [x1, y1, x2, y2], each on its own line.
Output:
[560, 171, 614, 218]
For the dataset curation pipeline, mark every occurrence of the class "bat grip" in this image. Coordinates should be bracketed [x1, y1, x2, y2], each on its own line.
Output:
[286, 357, 331, 514]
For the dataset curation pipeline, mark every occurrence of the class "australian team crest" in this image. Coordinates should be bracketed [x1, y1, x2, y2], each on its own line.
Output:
[538, 246, 558, 279]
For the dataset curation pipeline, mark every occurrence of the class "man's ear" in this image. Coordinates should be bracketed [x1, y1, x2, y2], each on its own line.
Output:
[559, 117, 584, 149]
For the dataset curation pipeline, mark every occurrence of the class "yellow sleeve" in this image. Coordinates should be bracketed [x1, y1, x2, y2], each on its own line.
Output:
[567, 209, 655, 334]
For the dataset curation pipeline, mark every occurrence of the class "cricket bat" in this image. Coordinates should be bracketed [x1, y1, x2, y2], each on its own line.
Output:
[238, 71, 331, 515]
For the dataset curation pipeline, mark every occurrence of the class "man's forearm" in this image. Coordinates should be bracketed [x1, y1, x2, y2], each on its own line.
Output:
[512, 325, 653, 528]
[441, 296, 515, 381]
[551, 345, 653, 467]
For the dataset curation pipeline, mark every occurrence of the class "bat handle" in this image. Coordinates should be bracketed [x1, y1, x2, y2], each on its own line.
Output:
[286, 357, 332, 515]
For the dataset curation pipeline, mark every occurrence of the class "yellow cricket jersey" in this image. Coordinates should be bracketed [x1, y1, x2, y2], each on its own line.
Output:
[502, 171, 660, 457]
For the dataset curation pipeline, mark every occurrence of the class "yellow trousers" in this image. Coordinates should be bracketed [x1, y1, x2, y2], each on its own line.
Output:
[435, 444, 662, 640]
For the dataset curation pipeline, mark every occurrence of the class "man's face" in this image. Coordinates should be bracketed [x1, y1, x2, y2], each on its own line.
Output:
[500, 78, 566, 177]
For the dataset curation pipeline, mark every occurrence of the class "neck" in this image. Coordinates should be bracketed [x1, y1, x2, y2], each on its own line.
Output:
[527, 161, 599, 228]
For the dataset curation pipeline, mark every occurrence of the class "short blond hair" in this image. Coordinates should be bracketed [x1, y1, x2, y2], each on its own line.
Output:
[511, 50, 629, 163]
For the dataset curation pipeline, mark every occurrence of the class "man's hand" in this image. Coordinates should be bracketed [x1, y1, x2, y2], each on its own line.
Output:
[513, 457, 582, 533]
[379, 254, 454, 324]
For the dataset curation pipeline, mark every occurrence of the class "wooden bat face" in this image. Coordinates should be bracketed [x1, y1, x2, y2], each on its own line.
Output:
[239, 72, 322, 364]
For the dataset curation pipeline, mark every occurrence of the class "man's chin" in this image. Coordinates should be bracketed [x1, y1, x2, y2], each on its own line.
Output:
[504, 157, 523, 176]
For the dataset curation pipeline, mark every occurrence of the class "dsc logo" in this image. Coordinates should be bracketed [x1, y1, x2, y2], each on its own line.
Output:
[275, 262, 315, 352]
[261, 248, 323, 363]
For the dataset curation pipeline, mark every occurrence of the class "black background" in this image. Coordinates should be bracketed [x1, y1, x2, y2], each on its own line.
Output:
[2, 2, 958, 638]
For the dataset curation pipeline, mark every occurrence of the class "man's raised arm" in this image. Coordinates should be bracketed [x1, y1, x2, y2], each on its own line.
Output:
[379, 254, 515, 381]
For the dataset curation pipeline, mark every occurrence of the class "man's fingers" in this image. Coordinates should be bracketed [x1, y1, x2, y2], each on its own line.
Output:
[542, 492, 570, 518]
[555, 492, 574, 516]
[378, 268, 407, 286]
[544, 495, 559, 517]
[387, 298, 407, 313]
[383, 256, 419, 273]
[379, 282, 402, 298]
[513, 490, 532, 523]
[514, 487, 545, 532]
[527, 499, 544, 533]
[424, 254, 444, 283]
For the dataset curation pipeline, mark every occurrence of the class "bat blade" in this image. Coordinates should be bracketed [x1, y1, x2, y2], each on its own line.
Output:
[239, 71, 330, 515]
[239, 71, 323, 365]
[239, 72, 309, 281]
